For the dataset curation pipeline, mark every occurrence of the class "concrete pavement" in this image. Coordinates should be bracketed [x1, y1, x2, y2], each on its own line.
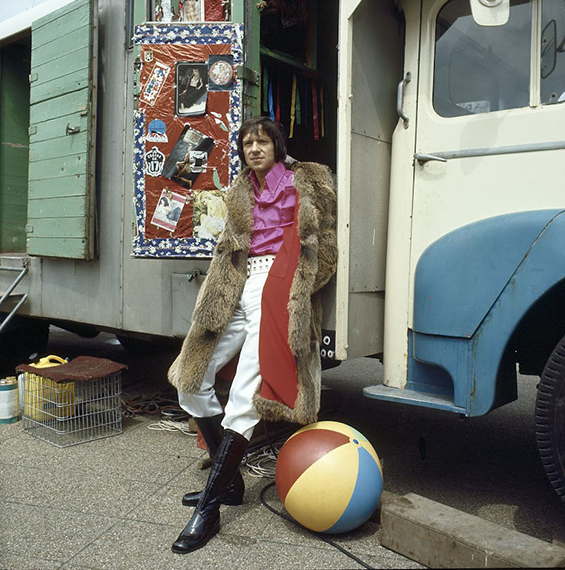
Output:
[2, 327, 565, 568]
[0, 329, 422, 569]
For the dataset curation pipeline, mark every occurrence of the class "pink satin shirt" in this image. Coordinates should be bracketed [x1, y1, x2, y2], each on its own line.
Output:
[249, 161, 297, 256]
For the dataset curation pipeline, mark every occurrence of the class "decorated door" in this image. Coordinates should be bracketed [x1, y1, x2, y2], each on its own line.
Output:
[133, 23, 244, 258]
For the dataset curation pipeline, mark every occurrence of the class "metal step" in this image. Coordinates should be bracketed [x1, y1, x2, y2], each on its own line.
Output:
[0, 264, 29, 333]
[0, 293, 26, 310]
[363, 384, 466, 414]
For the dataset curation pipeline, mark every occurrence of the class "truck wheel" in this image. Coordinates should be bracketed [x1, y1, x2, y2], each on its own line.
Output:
[535, 333, 565, 505]
[0, 316, 50, 373]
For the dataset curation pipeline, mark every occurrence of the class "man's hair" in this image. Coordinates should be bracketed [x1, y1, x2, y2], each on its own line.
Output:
[237, 116, 287, 165]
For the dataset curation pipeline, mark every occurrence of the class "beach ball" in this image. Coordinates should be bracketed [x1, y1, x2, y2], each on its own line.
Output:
[275, 421, 383, 534]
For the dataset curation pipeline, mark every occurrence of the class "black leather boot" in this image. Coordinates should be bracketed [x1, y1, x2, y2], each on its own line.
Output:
[172, 429, 248, 554]
[182, 415, 245, 507]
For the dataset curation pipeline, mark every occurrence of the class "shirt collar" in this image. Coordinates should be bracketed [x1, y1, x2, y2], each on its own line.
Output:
[248, 161, 287, 193]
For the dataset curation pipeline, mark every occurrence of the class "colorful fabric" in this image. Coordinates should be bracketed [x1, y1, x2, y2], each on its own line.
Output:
[258, 196, 301, 408]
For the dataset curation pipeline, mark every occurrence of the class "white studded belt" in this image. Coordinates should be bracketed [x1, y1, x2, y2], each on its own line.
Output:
[247, 255, 276, 277]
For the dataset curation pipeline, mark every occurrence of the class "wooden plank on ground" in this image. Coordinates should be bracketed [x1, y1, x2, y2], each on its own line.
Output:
[380, 493, 565, 568]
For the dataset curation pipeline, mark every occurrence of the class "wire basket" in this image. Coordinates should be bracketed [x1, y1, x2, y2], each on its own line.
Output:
[21, 370, 123, 448]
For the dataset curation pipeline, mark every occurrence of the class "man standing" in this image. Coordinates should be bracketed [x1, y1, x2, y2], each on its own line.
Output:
[168, 117, 337, 554]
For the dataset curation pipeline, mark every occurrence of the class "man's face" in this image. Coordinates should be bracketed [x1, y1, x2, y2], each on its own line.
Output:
[242, 128, 276, 177]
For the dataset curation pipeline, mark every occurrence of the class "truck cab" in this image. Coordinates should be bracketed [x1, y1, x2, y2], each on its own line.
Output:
[339, 0, 565, 503]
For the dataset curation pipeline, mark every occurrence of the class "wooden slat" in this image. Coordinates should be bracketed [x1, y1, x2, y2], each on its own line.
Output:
[27, 196, 88, 218]
[29, 153, 88, 181]
[30, 89, 89, 125]
[26, 217, 88, 239]
[30, 131, 88, 163]
[31, 25, 90, 67]
[29, 176, 88, 200]
[33, 46, 90, 88]
[29, 113, 89, 144]
[26, 237, 88, 259]
[30, 67, 90, 105]
[32, 0, 90, 49]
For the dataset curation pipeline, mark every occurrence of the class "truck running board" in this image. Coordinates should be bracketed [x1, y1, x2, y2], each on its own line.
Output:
[363, 385, 466, 414]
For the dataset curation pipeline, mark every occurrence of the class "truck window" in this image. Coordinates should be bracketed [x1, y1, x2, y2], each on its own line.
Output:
[433, 0, 531, 117]
[541, 0, 565, 104]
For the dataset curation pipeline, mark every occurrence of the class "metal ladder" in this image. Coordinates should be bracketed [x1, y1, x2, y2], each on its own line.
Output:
[0, 263, 29, 333]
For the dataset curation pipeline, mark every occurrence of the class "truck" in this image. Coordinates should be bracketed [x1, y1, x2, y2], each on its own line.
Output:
[1, 0, 564, 505]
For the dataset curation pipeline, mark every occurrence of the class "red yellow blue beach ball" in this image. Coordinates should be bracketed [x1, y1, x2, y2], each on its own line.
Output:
[275, 421, 383, 533]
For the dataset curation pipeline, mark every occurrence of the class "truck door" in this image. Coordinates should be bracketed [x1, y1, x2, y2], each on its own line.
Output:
[409, 0, 565, 313]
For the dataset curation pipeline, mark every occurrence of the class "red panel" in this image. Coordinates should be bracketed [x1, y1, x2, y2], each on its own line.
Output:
[138, 43, 231, 241]
[205, 0, 226, 21]
[258, 201, 301, 407]
[275, 429, 349, 502]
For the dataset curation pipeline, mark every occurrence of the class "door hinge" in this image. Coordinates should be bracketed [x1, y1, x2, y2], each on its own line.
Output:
[236, 65, 259, 86]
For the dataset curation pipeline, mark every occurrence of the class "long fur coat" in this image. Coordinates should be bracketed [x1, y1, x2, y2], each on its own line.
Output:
[168, 161, 337, 425]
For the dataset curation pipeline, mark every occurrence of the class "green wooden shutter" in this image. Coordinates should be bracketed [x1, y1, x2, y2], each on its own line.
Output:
[28, 0, 97, 259]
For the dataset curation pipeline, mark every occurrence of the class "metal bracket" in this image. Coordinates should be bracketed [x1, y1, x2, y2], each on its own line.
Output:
[236, 65, 260, 86]
[66, 123, 81, 135]
[414, 153, 448, 164]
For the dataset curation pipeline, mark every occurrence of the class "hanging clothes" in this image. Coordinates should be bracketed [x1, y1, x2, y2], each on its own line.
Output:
[311, 80, 319, 141]
[289, 73, 297, 138]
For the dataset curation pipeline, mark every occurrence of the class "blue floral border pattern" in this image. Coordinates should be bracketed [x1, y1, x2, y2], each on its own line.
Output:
[132, 23, 243, 258]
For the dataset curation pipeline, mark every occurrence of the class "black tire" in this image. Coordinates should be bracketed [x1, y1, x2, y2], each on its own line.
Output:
[535, 332, 565, 506]
[0, 315, 50, 374]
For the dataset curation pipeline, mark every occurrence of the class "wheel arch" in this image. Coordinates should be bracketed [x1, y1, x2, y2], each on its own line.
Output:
[412, 209, 565, 416]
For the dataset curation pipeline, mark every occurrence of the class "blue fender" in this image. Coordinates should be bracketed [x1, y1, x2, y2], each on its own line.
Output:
[411, 209, 565, 416]
[413, 209, 564, 338]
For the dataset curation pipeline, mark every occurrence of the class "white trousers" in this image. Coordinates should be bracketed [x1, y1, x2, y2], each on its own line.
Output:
[178, 270, 269, 441]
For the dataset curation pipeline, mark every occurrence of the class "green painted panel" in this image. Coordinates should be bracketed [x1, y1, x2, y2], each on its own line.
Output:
[33, 46, 90, 88]
[27, 216, 87, 239]
[30, 66, 90, 105]
[32, 0, 90, 48]
[28, 195, 88, 218]
[29, 176, 88, 200]
[26, 237, 88, 259]
[29, 153, 88, 181]
[29, 113, 89, 144]
[30, 131, 89, 162]
[0, 42, 30, 253]
[30, 89, 89, 124]
[1, 153, 29, 172]
[28, 0, 96, 259]
[32, 26, 90, 67]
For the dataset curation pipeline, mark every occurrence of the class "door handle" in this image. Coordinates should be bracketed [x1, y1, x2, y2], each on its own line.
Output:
[414, 153, 448, 164]
[397, 72, 412, 129]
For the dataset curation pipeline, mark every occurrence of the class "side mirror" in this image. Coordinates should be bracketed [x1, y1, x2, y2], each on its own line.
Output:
[469, 0, 509, 26]
[541, 19, 557, 79]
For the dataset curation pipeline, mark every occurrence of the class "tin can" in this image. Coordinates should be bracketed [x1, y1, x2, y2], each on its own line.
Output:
[0, 376, 20, 424]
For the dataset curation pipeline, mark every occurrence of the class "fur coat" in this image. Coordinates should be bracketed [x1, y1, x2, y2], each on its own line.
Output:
[168, 161, 337, 425]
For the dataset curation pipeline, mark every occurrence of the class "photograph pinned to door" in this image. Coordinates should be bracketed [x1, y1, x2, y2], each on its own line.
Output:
[162, 124, 215, 189]
[176, 62, 208, 116]
[193, 190, 228, 240]
[151, 189, 187, 232]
